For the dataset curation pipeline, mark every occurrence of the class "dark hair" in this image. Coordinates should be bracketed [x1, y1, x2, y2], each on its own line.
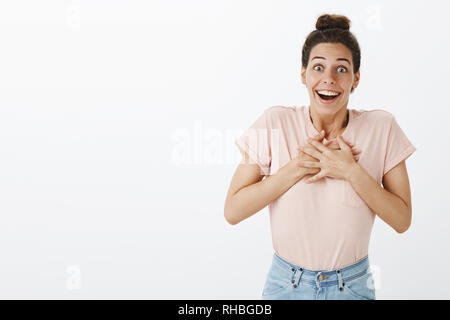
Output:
[301, 14, 361, 93]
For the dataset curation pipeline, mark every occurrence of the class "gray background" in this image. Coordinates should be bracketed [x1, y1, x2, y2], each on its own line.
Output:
[0, 0, 447, 299]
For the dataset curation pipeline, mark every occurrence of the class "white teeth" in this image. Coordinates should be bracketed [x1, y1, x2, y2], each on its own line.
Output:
[317, 90, 339, 96]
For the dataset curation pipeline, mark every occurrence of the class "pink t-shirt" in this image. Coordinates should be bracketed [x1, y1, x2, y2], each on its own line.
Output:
[235, 105, 416, 270]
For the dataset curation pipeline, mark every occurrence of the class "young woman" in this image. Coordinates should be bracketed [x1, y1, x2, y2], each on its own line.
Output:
[224, 14, 416, 300]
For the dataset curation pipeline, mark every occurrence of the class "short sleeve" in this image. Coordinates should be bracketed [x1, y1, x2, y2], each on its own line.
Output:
[383, 115, 416, 175]
[235, 109, 272, 176]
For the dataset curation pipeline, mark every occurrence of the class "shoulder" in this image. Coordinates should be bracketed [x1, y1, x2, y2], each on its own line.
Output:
[264, 105, 297, 115]
[262, 105, 298, 121]
[353, 108, 395, 127]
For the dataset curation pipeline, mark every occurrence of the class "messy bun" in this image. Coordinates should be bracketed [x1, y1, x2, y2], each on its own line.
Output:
[316, 14, 350, 31]
[301, 13, 360, 93]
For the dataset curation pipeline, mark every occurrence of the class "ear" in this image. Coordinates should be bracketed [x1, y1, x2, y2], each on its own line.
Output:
[352, 69, 360, 89]
[301, 66, 306, 85]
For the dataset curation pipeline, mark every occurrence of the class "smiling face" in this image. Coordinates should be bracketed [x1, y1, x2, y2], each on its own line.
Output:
[301, 42, 360, 116]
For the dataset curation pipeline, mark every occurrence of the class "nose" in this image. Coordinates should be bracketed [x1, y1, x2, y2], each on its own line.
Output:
[322, 69, 336, 85]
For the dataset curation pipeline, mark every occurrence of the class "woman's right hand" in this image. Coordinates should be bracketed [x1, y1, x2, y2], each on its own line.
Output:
[281, 130, 361, 182]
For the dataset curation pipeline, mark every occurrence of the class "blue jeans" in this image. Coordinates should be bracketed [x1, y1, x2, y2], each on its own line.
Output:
[262, 252, 376, 300]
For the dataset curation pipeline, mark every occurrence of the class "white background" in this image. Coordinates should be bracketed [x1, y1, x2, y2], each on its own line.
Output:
[0, 0, 448, 299]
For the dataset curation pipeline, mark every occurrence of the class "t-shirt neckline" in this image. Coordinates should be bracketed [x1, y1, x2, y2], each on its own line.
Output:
[303, 105, 353, 143]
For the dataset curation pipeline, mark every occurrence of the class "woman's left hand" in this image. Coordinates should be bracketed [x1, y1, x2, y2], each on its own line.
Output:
[298, 135, 358, 183]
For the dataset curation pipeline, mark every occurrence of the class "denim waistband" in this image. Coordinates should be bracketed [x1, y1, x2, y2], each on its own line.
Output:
[272, 252, 371, 288]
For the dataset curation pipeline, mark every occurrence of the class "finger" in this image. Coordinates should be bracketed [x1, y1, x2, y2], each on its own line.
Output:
[297, 160, 322, 168]
[336, 135, 351, 151]
[302, 145, 324, 160]
[324, 143, 359, 152]
[297, 146, 312, 158]
[332, 140, 353, 147]
[312, 130, 325, 141]
[305, 171, 326, 183]
[324, 139, 351, 145]
[297, 150, 315, 161]
[302, 150, 317, 160]
[326, 143, 360, 154]
[307, 139, 330, 153]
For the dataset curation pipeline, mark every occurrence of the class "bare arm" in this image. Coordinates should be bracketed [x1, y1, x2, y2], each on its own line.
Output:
[224, 130, 361, 225]
[347, 160, 412, 233]
[223, 151, 304, 225]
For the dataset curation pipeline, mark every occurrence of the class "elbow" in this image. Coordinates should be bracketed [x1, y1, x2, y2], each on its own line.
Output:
[224, 211, 239, 225]
[396, 224, 409, 234]
[224, 204, 240, 226]
[396, 212, 412, 234]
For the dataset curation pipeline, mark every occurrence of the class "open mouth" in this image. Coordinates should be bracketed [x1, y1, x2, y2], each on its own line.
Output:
[315, 90, 341, 102]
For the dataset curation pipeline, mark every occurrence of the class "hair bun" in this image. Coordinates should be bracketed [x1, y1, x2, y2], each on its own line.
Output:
[316, 14, 350, 31]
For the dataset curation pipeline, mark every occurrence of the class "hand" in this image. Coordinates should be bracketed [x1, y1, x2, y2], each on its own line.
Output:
[297, 135, 359, 183]
[297, 138, 360, 162]
[283, 130, 330, 181]
[295, 132, 360, 178]
[293, 130, 326, 177]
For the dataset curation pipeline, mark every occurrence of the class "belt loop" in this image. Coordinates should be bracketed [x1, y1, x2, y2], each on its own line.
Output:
[292, 267, 304, 288]
[315, 271, 321, 290]
[337, 269, 344, 291]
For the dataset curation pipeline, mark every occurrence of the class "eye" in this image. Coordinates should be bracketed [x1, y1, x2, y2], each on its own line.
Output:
[338, 66, 347, 73]
[313, 65, 323, 71]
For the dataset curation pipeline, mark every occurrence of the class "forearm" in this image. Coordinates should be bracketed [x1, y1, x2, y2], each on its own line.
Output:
[347, 164, 411, 233]
[225, 168, 300, 225]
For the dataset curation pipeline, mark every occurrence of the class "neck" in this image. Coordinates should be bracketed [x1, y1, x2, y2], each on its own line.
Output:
[309, 106, 349, 140]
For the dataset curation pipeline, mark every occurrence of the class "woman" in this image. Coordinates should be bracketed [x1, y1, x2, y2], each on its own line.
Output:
[224, 14, 416, 300]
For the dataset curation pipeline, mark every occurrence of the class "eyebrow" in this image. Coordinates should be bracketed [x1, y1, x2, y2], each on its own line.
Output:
[311, 56, 351, 65]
